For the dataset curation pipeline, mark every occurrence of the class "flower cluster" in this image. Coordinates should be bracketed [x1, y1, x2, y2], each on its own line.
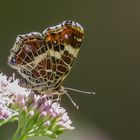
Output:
[0, 73, 21, 123]
[0, 105, 17, 126]
[0, 73, 74, 140]
[0, 73, 29, 106]
[13, 92, 74, 139]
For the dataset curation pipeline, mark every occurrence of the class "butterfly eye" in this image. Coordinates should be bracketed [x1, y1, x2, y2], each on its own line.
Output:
[9, 56, 17, 65]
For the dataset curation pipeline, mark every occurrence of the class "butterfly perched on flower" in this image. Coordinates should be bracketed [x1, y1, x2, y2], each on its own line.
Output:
[8, 21, 84, 96]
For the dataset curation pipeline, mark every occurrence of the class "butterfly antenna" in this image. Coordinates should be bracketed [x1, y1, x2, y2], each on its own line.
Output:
[65, 87, 96, 95]
[64, 90, 79, 110]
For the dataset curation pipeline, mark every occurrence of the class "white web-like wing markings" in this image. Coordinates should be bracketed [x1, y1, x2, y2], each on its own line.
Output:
[8, 20, 84, 94]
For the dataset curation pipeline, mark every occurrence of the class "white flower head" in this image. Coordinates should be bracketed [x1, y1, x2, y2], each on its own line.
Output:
[0, 73, 30, 123]
[0, 73, 30, 106]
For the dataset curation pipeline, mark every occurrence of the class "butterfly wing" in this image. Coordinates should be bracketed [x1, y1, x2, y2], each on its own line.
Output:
[8, 21, 84, 94]
[42, 20, 84, 89]
[8, 32, 50, 87]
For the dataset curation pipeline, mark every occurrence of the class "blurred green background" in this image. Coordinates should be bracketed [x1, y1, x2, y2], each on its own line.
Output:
[0, 0, 140, 140]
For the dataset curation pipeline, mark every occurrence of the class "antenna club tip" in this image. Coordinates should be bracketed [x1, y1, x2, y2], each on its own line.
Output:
[91, 92, 96, 95]
[76, 105, 79, 110]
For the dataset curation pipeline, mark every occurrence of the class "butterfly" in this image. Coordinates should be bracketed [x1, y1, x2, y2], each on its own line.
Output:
[8, 20, 84, 96]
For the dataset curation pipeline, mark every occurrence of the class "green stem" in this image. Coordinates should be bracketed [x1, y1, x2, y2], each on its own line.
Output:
[18, 135, 26, 140]
[12, 133, 26, 140]
[12, 126, 28, 140]
[12, 125, 27, 140]
[12, 114, 27, 140]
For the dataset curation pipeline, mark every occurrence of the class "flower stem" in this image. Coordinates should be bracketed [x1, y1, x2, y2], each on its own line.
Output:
[12, 116, 27, 140]
[12, 127, 27, 140]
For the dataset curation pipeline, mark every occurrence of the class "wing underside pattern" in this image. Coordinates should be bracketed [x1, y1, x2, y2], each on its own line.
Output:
[8, 21, 84, 93]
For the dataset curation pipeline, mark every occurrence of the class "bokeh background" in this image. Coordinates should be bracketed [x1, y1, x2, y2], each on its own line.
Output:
[0, 0, 140, 140]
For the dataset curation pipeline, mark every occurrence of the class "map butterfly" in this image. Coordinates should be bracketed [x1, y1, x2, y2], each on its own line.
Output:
[8, 20, 84, 96]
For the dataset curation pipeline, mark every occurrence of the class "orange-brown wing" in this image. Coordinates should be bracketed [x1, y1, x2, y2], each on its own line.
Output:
[42, 20, 84, 89]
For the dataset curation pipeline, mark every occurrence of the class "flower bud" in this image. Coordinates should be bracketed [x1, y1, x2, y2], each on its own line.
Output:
[28, 110, 35, 117]
[44, 120, 51, 127]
